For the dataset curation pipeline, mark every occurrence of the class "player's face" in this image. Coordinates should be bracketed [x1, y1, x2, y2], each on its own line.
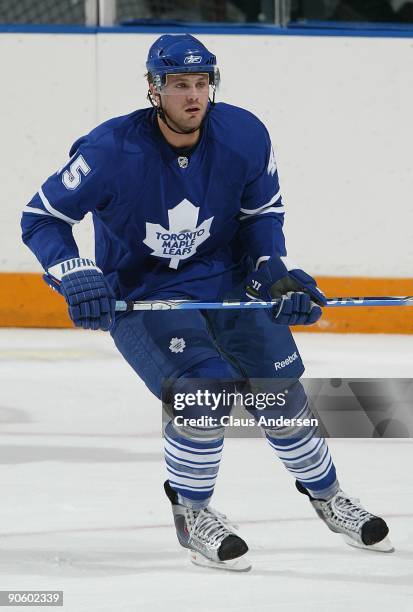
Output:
[157, 73, 210, 133]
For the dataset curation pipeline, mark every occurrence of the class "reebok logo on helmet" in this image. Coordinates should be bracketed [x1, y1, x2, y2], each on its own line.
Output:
[184, 55, 203, 64]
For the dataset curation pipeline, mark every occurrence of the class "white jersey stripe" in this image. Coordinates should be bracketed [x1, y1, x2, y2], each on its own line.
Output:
[22, 206, 54, 218]
[239, 190, 282, 215]
[239, 206, 285, 221]
[38, 186, 79, 226]
[258, 206, 285, 215]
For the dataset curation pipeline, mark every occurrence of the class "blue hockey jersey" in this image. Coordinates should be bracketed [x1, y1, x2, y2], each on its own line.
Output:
[21, 103, 286, 301]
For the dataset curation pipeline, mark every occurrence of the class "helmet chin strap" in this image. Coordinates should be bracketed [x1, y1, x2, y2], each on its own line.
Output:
[158, 105, 199, 135]
[147, 90, 215, 136]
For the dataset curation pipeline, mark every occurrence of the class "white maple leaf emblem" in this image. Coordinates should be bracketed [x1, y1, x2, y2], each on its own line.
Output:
[143, 199, 214, 269]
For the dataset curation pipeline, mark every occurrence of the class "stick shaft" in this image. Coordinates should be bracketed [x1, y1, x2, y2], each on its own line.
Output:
[115, 296, 413, 312]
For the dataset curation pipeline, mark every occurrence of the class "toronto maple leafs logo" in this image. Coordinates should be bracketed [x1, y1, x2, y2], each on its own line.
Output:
[143, 199, 214, 269]
[169, 337, 186, 353]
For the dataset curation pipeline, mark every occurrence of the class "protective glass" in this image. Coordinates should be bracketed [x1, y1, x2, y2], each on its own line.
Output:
[153, 68, 220, 96]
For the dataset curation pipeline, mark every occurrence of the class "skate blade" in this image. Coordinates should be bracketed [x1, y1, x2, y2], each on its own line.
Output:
[342, 534, 395, 553]
[189, 550, 252, 572]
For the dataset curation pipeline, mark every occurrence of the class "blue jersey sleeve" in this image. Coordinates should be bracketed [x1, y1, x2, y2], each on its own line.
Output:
[21, 130, 116, 271]
[238, 127, 286, 269]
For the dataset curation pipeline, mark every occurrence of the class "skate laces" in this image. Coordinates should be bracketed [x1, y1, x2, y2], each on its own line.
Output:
[186, 506, 236, 549]
[328, 491, 371, 532]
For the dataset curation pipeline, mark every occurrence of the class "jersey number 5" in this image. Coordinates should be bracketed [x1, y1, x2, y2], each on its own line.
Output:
[62, 155, 91, 190]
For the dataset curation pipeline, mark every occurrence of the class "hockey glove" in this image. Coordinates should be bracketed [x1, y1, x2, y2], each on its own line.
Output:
[44, 258, 116, 331]
[245, 256, 326, 326]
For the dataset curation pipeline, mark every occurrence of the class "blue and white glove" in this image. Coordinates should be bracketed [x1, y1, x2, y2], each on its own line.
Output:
[44, 258, 116, 331]
[245, 256, 326, 326]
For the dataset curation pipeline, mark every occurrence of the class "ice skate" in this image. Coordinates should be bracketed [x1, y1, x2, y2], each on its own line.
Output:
[296, 481, 394, 552]
[164, 481, 251, 571]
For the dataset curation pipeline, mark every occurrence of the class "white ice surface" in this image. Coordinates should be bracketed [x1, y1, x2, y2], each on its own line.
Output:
[0, 329, 412, 612]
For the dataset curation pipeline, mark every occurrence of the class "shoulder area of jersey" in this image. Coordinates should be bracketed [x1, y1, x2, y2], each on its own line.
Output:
[69, 108, 151, 157]
[210, 102, 270, 144]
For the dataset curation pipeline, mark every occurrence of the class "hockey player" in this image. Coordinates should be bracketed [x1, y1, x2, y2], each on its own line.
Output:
[21, 34, 392, 571]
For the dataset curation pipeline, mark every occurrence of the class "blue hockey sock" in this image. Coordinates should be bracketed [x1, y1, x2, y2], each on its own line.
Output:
[260, 382, 339, 500]
[266, 427, 339, 500]
[164, 420, 224, 509]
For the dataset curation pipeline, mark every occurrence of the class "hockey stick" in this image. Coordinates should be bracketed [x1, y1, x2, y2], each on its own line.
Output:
[115, 296, 413, 312]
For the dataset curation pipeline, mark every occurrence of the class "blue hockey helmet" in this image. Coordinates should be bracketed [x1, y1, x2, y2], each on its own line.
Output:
[146, 34, 220, 93]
